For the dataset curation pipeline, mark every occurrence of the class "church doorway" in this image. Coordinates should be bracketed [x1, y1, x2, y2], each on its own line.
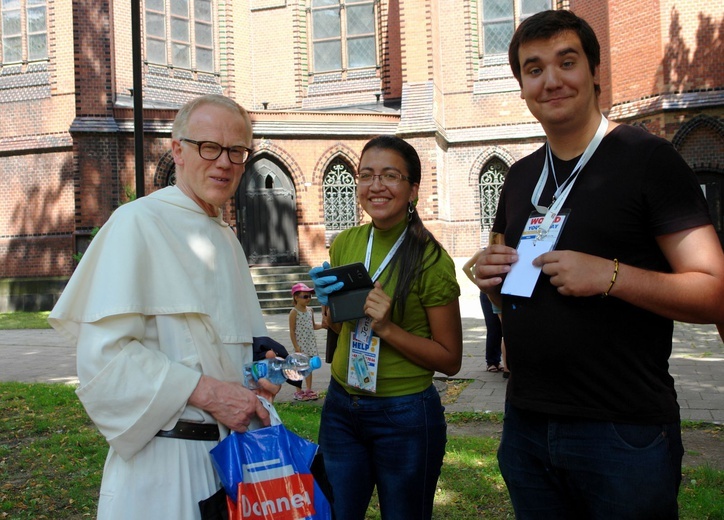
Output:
[237, 157, 298, 265]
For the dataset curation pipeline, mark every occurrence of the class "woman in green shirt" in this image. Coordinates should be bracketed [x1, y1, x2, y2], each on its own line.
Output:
[311, 135, 463, 519]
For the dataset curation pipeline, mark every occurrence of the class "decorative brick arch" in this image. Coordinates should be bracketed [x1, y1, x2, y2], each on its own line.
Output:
[672, 115, 724, 172]
[313, 143, 360, 185]
[468, 147, 516, 185]
[252, 139, 305, 190]
[672, 114, 724, 149]
[153, 150, 176, 187]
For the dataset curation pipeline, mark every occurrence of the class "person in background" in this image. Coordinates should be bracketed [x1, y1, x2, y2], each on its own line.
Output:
[310, 135, 463, 519]
[289, 282, 323, 401]
[49, 94, 277, 520]
[471, 10, 724, 519]
[252, 335, 304, 391]
[463, 251, 504, 373]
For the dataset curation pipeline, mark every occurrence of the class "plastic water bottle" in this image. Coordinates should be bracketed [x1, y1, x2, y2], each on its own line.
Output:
[243, 352, 322, 389]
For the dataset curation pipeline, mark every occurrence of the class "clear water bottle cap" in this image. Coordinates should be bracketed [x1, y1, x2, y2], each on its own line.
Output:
[310, 356, 322, 370]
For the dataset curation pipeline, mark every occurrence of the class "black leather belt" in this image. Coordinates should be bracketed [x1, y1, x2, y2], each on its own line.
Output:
[156, 421, 220, 441]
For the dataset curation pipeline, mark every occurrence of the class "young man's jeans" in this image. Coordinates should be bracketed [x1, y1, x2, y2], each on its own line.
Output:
[498, 403, 683, 519]
[319, 378, 447, 520]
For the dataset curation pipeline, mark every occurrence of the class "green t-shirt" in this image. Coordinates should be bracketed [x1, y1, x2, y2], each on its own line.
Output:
[329, 218, 460, 396]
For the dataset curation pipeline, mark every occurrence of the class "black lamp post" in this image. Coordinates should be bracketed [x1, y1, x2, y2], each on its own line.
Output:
[131, 0, 145, 197]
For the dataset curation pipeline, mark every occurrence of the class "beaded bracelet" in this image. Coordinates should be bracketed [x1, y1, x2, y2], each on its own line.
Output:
[602, 258, 619, 298]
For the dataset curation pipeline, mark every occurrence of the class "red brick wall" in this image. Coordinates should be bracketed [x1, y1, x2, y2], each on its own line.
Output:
[0, 151, 75, 277]
[0, 0, 721, 287]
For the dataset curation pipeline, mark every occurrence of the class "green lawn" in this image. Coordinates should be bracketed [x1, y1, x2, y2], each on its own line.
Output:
[0, 311, 51, 330]
[1, 382, 722, 519]
[1, 313, 721, 518]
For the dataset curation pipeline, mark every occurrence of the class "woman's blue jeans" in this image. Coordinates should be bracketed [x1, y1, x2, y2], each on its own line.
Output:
[497, 404, 684, 519]
[319, 378, 447, 520]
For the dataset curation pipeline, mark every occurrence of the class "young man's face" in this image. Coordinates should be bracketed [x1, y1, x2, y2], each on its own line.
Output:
[517, 30, 600, 131]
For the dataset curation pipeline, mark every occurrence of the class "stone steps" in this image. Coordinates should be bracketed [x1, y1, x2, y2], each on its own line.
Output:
[251, 265, 321, 315]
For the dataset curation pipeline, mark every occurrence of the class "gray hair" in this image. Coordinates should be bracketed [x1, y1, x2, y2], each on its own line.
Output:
[172, 94, 252, 142]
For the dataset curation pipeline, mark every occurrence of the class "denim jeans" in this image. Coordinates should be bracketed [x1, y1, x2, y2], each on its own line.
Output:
[497, 404, 683, 519]
[480, 292, 502, 366]
[319, 379, 447, 520]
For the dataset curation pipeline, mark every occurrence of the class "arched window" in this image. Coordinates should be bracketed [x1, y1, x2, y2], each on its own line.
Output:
[323, 158, 358, 246]
[479, 157, 507, 232]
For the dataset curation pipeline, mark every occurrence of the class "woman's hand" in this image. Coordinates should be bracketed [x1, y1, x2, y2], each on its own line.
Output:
[309, 262, 345, 305]
[365, 282, 394, 335]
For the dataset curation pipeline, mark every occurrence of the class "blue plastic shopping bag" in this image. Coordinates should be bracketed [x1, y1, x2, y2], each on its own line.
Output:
[210, 424, 332, 520]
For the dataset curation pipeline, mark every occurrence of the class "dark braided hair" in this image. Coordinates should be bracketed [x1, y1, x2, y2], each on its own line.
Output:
[360, 135, 443, 317]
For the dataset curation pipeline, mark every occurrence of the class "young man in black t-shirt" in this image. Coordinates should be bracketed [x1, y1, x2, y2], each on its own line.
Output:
[472, 9, 724, 519]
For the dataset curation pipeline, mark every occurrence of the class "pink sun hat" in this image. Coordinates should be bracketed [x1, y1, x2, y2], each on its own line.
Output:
[291, 282, 315, 295]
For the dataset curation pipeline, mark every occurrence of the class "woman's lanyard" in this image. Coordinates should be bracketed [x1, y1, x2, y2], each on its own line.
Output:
[531, 114, 608, 240]
[364, 226, 407, 282]
[347, 226, 408, 393]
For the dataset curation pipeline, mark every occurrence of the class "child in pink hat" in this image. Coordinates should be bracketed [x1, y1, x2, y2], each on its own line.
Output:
[289, 283, 323, 400]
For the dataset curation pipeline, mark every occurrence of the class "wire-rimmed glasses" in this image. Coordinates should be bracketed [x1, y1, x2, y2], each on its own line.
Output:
[356, 172, 411, 186]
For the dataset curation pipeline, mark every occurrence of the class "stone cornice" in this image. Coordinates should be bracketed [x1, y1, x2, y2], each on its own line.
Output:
[0, 133, 72, 154]
[609, 90, 724, 120]
[444, 121, 545, 144]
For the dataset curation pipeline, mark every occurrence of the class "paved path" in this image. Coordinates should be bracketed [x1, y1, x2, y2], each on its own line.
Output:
[1, 292, 722, 423]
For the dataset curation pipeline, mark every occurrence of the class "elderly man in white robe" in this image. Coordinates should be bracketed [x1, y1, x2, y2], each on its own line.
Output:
[49, 94, 278, 520]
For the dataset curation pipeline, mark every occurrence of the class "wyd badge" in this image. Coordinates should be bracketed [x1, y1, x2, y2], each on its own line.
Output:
[348, 317, 379, 392]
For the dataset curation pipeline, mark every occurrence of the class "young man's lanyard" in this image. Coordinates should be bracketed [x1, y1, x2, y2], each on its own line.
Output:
[531, 114, 608, 241]
[364, 226, 408, 282]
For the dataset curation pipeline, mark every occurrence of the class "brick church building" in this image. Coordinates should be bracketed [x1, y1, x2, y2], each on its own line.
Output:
[0, 0, 722, 308]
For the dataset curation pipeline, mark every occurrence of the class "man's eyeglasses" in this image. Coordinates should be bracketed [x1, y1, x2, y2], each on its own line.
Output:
[297, 294, 312, 299]
[356, 172, 411, 186]
[181, 138, 252, 165]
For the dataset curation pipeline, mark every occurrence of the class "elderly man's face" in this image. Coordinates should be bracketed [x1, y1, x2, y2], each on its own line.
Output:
[172, 103, 251, 216]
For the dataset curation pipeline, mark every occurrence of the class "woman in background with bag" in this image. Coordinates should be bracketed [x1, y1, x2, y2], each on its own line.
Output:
[310, 135, 463, 519]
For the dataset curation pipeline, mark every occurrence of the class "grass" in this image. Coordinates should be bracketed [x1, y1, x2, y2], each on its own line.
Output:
[0, 311, 51, 330]
[1, 382, 722, 519]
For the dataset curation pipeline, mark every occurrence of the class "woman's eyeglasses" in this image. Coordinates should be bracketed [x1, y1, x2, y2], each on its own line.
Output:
[356, 172, 410, 186]
[297, 294, 312, 299]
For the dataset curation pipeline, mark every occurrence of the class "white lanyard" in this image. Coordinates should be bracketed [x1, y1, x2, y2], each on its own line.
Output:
[531, 114, 608, 240]
[364, 226, 407, 282]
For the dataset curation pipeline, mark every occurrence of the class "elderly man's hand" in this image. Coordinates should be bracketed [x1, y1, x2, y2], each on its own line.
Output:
[189, 375, 277, 432]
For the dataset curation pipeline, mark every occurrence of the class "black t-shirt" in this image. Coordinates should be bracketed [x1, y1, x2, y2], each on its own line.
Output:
[494, 124, 711, 423]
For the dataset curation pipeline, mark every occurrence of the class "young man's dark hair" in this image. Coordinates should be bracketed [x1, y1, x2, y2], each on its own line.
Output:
[508, 9, 601, 95]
